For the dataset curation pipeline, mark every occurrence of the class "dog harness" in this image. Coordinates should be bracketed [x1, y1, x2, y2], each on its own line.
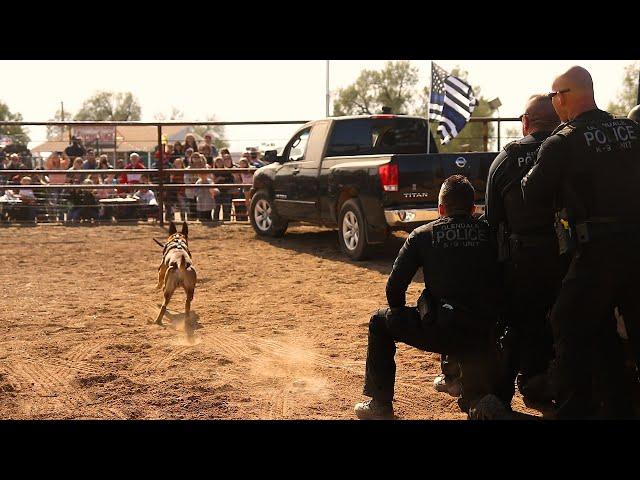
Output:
[163, 235, 192, 258]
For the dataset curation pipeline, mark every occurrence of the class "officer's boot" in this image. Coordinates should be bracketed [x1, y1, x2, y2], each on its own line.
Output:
[434, 355, 463, 397]
[518, 372, 555, 405]
[433, 375, 462, 397]
[354, 398, 394, 420]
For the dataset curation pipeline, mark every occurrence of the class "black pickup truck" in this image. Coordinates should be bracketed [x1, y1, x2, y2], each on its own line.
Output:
[248, 114, 498, 260]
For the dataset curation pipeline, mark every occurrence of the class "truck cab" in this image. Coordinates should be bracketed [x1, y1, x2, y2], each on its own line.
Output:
[249, 115, 496, 260]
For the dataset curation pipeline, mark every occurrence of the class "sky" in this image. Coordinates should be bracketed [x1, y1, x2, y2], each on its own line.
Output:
[0, 60, 636, 153]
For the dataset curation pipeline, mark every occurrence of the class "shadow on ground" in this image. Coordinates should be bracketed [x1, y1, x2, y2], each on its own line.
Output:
[255, 225, 411, 277]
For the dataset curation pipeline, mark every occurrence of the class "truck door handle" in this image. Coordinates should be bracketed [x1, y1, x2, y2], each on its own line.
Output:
[292, 168, 300, 175]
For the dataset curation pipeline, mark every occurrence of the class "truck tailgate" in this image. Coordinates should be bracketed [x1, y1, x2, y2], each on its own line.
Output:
[385, 152, 497, 207]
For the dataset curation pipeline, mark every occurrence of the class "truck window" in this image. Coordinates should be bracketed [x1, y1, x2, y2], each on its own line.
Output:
[283, 128, 311, 162]
[326, 118, 438, 156]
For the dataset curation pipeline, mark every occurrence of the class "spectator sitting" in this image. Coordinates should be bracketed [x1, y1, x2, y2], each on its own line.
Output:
[212, 156, 233, 221]
[184, 133, 199, 154]
[184, 147, 194, 167]
[21, 152, 34, 170]
[67, 156, 85, 184]
[199, 143, 214, 164]
[195, 172, 215, 224]
[184, 152, 206, 221]
[14, 176, 37, 222]
[169, 157, 186, 222]
[171, 141, 184, 163]
[82, 148, 98, 169]
[223, 153, 243, 199]
[68, 178, 98, 223]
[92, 172, 117, 221]
[238, 157, 254, 205]
[8, 153, 26, 170]
[236, 158, 253, 219]
[202, 132, 219, 157]
[119, 152, 146, 185]
[248, 147, 265, 167]
[115, 158, 125, 169]
[64, 136, 86, 159]
[97, 154, 111, 176]
[133, 174, 159, 221]
[46, 152, 68, 184]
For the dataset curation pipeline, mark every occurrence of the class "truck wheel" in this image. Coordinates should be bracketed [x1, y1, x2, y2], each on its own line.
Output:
[250, 189, 288, 237]
[338, 199, 372, 260]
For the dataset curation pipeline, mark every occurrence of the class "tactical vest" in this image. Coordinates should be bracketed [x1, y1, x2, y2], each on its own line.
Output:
[500, 136, 555, 235]
[425, 216, 500, 314]
[555, 112, 640, 222]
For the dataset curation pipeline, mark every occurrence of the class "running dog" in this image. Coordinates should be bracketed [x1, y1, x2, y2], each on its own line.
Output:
[153, 221, 197, 325]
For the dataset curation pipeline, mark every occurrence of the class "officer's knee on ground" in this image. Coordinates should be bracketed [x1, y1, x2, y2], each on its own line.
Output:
[369, 308, 390, 335]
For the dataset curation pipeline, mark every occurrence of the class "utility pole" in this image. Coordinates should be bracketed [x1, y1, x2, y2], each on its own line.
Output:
[60, 101, 65, 141]
[326, 60, 330, 117]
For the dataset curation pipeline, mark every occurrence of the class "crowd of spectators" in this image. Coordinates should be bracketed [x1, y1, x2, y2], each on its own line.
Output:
[0, 133, 262, 224]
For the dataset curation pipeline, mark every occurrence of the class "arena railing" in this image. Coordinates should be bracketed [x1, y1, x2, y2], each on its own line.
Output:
[0, 118, 519, 226]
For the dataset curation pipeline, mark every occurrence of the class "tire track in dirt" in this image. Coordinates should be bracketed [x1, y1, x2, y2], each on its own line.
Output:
[5, 360, 126, 419]
[65, 339, 108, 363]
[48, 358, 102, 377]
[132, 344, 194, 378]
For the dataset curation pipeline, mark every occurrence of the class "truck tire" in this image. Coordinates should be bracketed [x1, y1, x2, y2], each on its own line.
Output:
[250, 189, 288, 237]
[338, 199, 372, 260]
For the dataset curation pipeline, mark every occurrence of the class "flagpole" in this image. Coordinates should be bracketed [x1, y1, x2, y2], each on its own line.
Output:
[427, 60, 432, 154]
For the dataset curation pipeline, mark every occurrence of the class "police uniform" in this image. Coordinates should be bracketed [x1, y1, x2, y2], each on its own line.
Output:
[485, 131, 569, 402]
[522, 108, 640, 418]
[362, 214, 505, 412]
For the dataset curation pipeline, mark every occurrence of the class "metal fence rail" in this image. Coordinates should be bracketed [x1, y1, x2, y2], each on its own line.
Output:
[0, 117, 521, 226]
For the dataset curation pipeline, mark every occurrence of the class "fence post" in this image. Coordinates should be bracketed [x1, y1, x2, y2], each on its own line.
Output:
[157, 125, 164, 227]
[482, 120, 489, 152]
[497, 118, 501, 151]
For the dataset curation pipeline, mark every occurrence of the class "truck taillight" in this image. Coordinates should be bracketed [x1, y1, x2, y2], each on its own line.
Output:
[379, 164, 398, 192]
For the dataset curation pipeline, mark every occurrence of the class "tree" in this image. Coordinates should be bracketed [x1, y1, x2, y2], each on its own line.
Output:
[74, 91, 142, 121]
[153, 106, 184, 122]
[607, 61, 640, 115]
[333, 61, 419, 116]
[193, 115, 228, 150]
[414, 66, 496, 153]
[0, 100, 30, 144]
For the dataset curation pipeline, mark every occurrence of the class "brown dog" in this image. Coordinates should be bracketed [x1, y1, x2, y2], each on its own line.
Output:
[153, 221, 197, 325]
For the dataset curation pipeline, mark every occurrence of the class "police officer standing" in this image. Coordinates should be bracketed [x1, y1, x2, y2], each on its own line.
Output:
[485, 94, 565, 404]
[522, 66, 640, 419]
[354, 175, 504, 419]
[629, 105, 640, 124]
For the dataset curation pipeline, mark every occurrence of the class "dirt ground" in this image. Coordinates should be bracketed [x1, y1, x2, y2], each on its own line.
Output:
[0, 222, 542, 419]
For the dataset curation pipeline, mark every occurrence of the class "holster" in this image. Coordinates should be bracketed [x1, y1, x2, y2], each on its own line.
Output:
[417, 289, 433, 322]
[554, 208, 576, 255]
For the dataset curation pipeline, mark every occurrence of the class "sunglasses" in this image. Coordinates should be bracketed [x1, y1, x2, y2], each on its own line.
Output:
[547, 88, 570, 98]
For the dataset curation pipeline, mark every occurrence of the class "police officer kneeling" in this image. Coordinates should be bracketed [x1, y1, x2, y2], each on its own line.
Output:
[354, 175, 504, 420]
